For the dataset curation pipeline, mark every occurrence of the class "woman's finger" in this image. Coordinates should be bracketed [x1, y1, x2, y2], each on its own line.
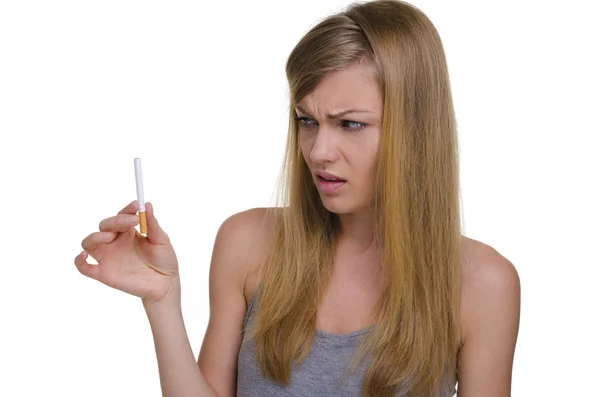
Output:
[99, 214, 139, 233]
[117, 200, 139, 215]
[145, 202, 170, 245]
[74, 250, 100, 280]
[80, 231, 115, 262]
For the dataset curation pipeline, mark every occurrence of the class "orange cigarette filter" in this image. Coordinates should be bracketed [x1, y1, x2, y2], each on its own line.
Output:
[139, 211, 147, 235]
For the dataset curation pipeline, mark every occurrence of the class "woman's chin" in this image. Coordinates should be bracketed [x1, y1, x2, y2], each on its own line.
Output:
[320, 196, 373, 215]
[320, 197, 351, 214]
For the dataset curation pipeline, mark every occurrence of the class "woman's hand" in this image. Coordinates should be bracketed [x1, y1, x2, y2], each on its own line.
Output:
[75, 200, 180, 305]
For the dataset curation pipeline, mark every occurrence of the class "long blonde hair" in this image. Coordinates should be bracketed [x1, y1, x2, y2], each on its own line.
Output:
[243, 1, 463, 396]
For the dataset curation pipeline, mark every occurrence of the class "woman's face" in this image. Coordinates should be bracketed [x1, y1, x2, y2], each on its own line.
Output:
[296, 62, 383, 215]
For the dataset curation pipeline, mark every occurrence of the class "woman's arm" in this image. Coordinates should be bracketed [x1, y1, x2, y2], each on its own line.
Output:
[457, 245, 521, 396]
[144, 207, 270, 397]
[197, 207, 272, 397]
[144, 287, 218, 397]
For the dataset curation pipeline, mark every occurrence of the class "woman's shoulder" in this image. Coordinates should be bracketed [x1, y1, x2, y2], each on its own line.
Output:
[459, 236, 518, 293]
[457, 236, 520, 388]
[459, 235, 520, 345]
[217, 207, 280, 304]
[218, 207, 279, 234]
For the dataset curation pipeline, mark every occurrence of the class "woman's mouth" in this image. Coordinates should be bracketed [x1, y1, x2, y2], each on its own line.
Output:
[316, 175, 346, 193]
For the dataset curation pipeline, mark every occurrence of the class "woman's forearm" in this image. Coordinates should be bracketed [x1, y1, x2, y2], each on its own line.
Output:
[143, 284, 217, 397]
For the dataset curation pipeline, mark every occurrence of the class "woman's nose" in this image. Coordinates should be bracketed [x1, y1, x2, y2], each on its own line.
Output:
[309, 127, 339, 164]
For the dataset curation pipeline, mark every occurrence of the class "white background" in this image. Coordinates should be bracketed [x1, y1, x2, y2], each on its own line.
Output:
[1, 0, 598, 396]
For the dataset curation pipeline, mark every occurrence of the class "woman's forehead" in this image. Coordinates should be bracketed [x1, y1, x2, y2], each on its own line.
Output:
[296, 65, 382, 117]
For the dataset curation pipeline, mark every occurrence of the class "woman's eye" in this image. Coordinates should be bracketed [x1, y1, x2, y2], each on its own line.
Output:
[340, 120, 368, 131]
[295, 117, 317, 127]
[295, 117, 368, 132]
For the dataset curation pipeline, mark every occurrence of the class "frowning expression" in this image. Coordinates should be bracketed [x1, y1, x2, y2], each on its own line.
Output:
[296, 62, 383, 214]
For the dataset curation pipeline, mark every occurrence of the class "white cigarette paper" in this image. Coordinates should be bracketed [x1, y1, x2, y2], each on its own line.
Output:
[134, 158, 147, 234]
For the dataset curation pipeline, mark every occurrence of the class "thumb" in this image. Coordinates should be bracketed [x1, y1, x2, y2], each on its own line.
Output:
[144, 202, 170, 245]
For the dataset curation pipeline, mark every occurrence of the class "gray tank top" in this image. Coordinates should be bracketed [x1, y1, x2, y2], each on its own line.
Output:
[236, 284, 457, 397]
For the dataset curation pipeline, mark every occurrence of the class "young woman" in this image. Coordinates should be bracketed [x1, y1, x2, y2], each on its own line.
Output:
[75, 1, 520, 396]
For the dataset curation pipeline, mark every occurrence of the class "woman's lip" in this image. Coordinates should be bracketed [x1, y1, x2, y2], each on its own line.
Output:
[317, 175, 346, 182]
[315, 171, 344, 180]
[316, 177, 346, 193]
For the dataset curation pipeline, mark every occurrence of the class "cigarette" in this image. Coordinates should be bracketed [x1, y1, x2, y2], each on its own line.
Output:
[134, 158, 148, 235]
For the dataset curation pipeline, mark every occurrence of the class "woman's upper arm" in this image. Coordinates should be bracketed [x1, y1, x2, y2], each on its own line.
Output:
[457, 247, 521, 397]
[197, 208, 270, 397]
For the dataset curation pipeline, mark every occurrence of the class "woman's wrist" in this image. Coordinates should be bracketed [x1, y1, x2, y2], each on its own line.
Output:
[142, 276, 182, 312]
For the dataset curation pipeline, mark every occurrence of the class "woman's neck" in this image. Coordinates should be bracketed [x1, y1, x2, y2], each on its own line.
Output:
[337, 209, 377, 254]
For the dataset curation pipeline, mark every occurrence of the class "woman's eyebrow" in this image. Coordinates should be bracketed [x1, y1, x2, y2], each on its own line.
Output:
[295, 105, 373, 119]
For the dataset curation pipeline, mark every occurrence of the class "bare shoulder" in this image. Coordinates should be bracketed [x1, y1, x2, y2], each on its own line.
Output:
[457, 236, 521, 395]
[460, 236, 520, 303]
[216, 207, 278, 304]
[196, 207, 278, 397]
[459, 236, 521, 341]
